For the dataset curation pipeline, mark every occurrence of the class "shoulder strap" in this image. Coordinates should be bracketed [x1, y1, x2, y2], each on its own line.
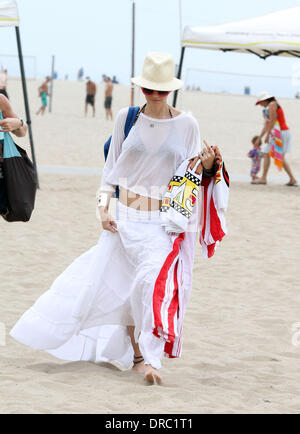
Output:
[0, 111, 4, 141]
[104, 106, 142, 162]
[124, 106, 140, 138]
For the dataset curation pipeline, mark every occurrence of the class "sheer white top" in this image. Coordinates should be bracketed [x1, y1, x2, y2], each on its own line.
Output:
[100, 107, 201, 200]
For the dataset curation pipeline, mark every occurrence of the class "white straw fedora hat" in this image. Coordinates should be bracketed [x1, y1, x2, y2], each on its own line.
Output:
[132, 52, 183, 92]
[255, 91, 275, 105]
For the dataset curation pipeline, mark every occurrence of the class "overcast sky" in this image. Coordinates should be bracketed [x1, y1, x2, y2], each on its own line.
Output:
[1, 0, 300, 96]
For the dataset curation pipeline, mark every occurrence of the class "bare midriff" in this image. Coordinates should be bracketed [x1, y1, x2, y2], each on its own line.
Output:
[119, 187, 162, 211]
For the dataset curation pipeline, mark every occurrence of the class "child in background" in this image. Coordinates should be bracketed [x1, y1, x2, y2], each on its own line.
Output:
[248, 136, 262, 183]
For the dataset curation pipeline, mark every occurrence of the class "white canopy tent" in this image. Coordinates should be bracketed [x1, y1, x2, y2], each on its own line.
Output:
[174, 7, 300, 105]
[0, 0, 19, 26]
[0, 0, 38, 185]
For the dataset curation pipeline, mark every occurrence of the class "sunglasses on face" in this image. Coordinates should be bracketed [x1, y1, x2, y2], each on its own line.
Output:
[141, 88, 170, 97]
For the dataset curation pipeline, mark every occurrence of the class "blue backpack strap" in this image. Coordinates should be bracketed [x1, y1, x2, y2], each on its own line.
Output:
[103, 107, 139, 199]
[124, 106, 140, 138]
[104, 106, 140, 161]
[104, 136, 112, 161]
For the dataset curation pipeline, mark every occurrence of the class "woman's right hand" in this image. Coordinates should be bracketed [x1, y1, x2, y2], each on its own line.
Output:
[99, 207, 118, 233]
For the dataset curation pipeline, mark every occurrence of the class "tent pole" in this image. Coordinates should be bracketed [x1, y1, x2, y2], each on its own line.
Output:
[15, 26, 39, 189]
[173, 46, 185, 108]
[178, 0, 183, 45]
[49, 55, 55, 113]
[130, 0, 136, 106]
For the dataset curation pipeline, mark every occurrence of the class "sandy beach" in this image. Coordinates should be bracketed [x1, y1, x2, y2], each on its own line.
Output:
[1, 78, 300, 414]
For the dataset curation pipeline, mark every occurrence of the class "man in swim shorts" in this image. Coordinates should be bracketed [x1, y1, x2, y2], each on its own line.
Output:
[104, 76, 114, 120]
[85, 77, 97, 117]
[36, 76, 51, 116]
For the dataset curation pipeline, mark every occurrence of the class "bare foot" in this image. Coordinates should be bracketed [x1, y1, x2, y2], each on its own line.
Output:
[252, 178, 267, 185]
[251, 176, 259, 184]
[145, 365, 162, 385]
[286, 179, 298, 186]
[132, 356, 145, 374]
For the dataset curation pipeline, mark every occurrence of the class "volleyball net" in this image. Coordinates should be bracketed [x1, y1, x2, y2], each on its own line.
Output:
[0, 54, 37, 79]
[184, 67, 300, 98]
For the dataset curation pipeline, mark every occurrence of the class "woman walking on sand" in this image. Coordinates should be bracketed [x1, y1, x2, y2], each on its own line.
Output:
[10, 53, 229, 384]
[254, 92, 298, 186]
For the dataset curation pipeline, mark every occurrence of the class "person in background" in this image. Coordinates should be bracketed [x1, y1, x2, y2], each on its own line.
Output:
[248, 136, 262, 183]
[85, 77, 97, 117]
[104, 76, 114, 120]
[254, 92, 298, 187]
[78, 67, 84, 81]
[0, 94, 28, 215]
[36, 76, 51, 116]
[0, 67, 8, 99]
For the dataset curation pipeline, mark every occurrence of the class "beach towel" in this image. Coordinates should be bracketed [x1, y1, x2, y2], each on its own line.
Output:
[160, 152, 229, 257]
[263, 107, 284, 171]
[153, 154, 230, 358]
[269, 120, 284, 170]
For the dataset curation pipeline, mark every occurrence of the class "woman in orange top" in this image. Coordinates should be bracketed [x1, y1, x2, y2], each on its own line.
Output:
[254, 92, 297, 186]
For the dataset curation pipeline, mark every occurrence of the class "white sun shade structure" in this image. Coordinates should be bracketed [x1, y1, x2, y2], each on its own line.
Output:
[174, 7, 300, 105]
[0, 0, 38, 185]
[0, 0, 19, 26]
[182, 7, 300, 59]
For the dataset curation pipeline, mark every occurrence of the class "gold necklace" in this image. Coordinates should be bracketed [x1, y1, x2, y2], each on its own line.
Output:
[144, 105, 173, 128]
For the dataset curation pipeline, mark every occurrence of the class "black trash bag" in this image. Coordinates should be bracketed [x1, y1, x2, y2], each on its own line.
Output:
[2, 143, 37, 223]
[0, 171, 8, 216]
[0, 141, 8, 216]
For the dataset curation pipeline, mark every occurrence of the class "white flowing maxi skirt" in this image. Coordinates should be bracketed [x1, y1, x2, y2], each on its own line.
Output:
[10, 201, 182, 370]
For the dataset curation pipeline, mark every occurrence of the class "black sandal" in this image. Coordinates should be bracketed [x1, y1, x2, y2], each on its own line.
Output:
[133, 355, 144, 366]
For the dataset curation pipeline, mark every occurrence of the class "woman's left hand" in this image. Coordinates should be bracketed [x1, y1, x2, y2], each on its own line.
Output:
[265, 134, 270, 144]
[199, 140, 215, 170]
[0, 118, 22, 132]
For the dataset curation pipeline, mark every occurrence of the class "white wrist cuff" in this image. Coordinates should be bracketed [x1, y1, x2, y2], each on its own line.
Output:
[97, 192, 109, 208]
